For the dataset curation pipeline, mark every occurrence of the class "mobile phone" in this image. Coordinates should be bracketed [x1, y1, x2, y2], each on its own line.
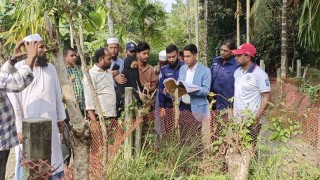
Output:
[112, 64, 120, 71]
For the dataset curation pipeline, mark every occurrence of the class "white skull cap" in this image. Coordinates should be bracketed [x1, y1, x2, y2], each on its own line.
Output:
[107, 37, 119, 45]
[23, 34, 43, 42]
[159, 50, 167, 61]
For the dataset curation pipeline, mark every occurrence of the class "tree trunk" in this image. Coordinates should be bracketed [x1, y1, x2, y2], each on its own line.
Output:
[203, 0, 208, 66]
[246, 0, 250, 43]
[236, 0, 241, 47]
[60, 0, 108, 178]
[281, 0, 288, 78]
[187, 0, 192, 43]
[44, 11, 91, 180]
[78, 0, 84, 51]
[106, 0, 115, 37]
[195, 0, 199, 57]
[53, 50, 91, 180]
[226, 148, 253, 180]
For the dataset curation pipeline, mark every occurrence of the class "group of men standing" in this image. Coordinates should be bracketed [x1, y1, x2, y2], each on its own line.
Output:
[0, 34, 271, 179]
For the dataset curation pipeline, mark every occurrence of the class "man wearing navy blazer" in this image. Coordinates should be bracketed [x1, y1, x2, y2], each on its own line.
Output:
[179, 44, 212, 147]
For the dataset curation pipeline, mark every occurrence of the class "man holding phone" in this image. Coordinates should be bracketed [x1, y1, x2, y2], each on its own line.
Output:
[0, 40, 38, 180]
[106, 37, 127, 85]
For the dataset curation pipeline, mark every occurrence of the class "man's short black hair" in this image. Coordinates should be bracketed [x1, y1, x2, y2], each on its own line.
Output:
[136, 42, 150, 53]
[222, 39, 236, 50]
[183, 44, 198, 54]
[63, 47, 76, 56]
[166, 44, 179, 54]
[94, 48, 106, 63]
[179, 51, 184, 57]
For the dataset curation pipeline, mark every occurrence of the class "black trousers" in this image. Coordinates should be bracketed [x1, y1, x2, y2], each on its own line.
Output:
[0, 149, 10, 180]
[179, 101, 191, 111]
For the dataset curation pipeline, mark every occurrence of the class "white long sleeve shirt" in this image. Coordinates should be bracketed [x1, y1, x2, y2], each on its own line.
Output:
[83, 64, 116, 118]
[7, 60, 66, 174]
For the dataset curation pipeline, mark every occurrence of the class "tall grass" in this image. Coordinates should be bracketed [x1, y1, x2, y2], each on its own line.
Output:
[106, 125, 229, 180]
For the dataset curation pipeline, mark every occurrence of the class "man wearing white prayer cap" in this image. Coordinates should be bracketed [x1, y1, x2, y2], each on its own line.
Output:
[8, 34, 66, 179]
[154, 50, 167, 78]
[106, 37, 127, 84]
[23, 34, 43, 42]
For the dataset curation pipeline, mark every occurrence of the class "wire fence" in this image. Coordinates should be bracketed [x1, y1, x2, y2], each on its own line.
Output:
[22, 81, 320, 179]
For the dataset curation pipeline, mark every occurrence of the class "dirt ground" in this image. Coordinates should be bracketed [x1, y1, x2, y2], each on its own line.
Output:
[5, 149, 15, 180]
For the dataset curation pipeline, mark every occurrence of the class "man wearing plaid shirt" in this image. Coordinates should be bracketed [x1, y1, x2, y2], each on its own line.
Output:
[0, 41, 38, 180]
[63, 47, 85, 115]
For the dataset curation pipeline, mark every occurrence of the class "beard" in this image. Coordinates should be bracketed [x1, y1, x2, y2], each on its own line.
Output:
[35, 56, 48, 67]
[169, 59, 178, 68]
[112, 54, 118, 60]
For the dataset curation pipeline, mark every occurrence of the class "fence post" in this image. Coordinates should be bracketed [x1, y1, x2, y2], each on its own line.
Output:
[303, 64, 310, 79]
[276, 68, 281, 82]
[260, 60, 265, 71]
[22, 117, 52, 179]
[296, 59, 301, 78]
[173, 88, 181, 140]
[135, 119, 142, 158]
[124, 87, 134, 159]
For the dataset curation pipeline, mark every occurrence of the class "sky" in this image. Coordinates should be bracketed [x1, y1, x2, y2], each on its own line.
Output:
[157, 0, 174, 12]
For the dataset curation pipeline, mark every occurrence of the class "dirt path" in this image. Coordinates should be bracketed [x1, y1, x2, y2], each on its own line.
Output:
[5, 149, 15, 180]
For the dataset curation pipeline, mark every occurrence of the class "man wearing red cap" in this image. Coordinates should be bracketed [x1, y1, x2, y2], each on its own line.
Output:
[232, 43, 271, 143]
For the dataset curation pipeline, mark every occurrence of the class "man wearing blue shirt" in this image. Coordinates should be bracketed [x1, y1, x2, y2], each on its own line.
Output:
[106, 38, 127, 85]
[158, 44, 184, 117]
[210, 39, 238, 110]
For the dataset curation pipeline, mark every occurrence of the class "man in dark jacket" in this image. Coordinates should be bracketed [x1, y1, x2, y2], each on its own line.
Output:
[158, 44, 184, 117]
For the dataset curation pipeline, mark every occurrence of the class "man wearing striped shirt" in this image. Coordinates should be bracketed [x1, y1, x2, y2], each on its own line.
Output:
[0, 41, 38, 180]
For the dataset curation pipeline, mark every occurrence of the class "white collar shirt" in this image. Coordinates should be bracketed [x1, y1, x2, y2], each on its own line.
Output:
[182, 62, 198, 104]
[83, 64, 116, 118]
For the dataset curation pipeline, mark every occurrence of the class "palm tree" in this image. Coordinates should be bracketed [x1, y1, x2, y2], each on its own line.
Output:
[127, 0, 165, 41]
[298, 0, 320, 52]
